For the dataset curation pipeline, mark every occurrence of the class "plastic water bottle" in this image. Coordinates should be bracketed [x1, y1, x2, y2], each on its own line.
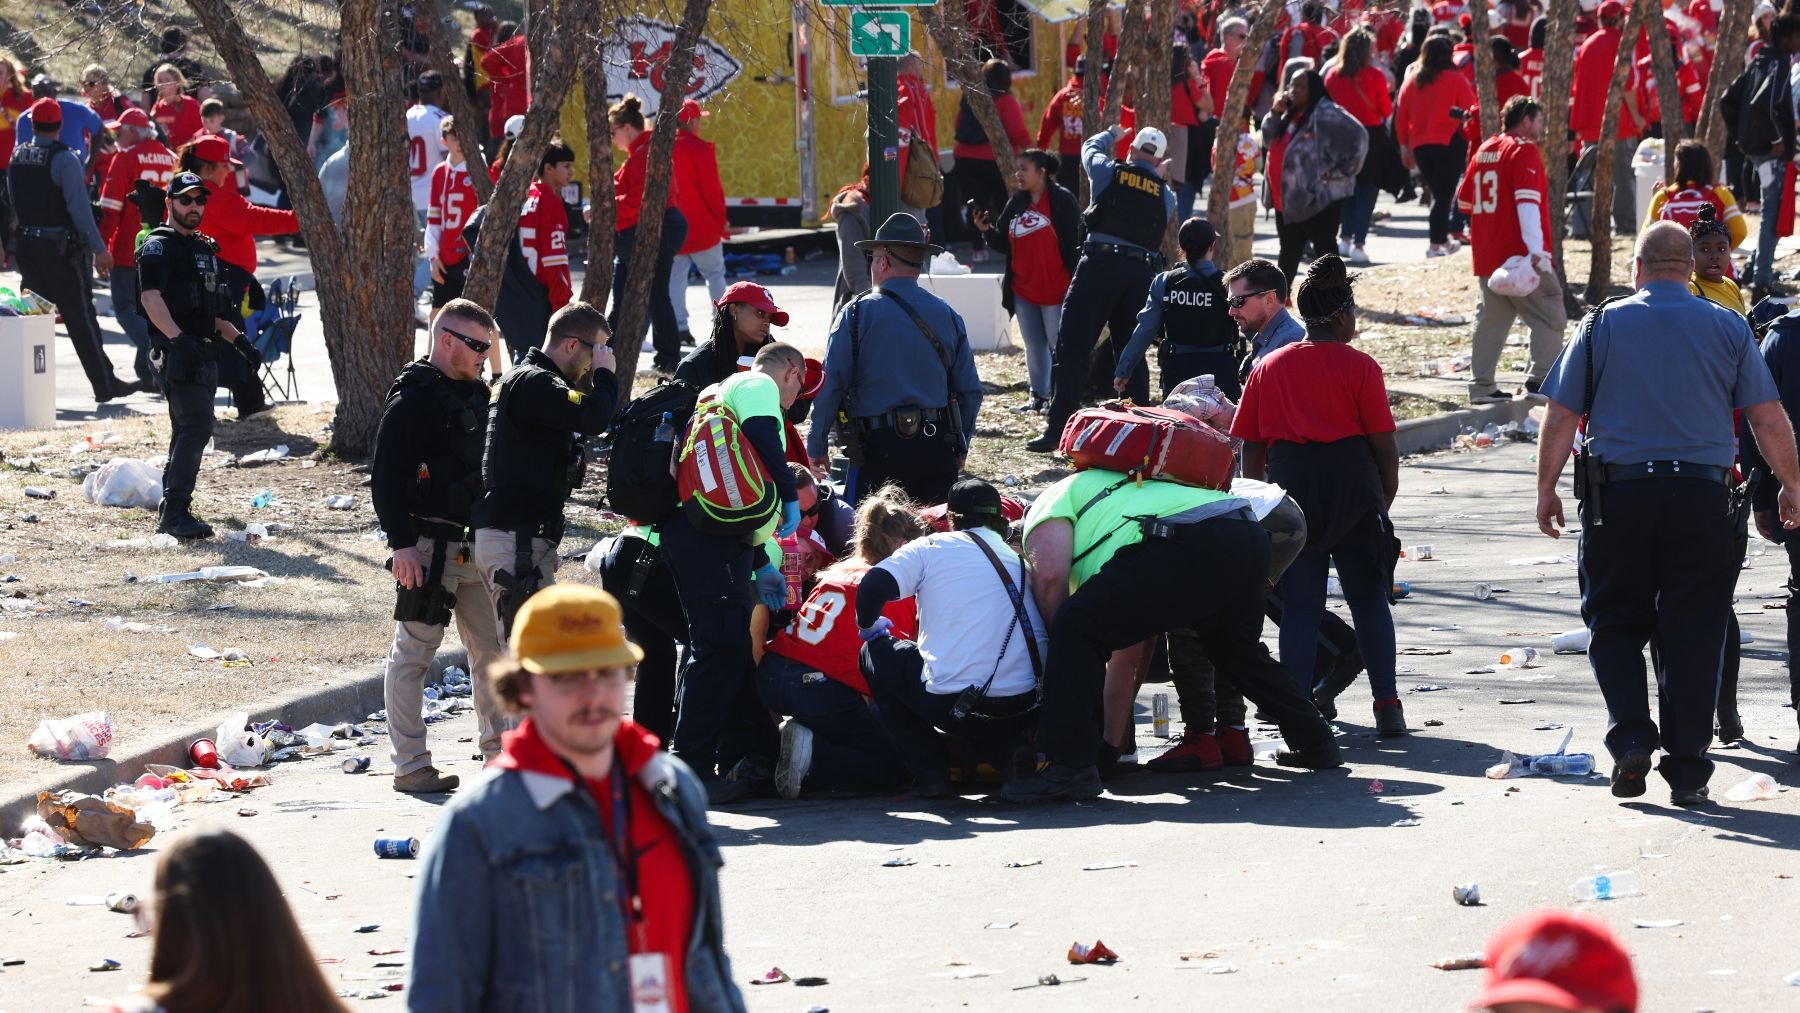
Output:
[250, 489, 274, 509]
[1569, 870, 1640, 901]
[1527, 753, 1595, 776]
[1500, 647, 1539, 668]
[652, 411, 675, 444]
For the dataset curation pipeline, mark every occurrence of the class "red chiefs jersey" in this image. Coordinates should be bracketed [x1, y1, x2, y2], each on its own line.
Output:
[766, 564, 918, 696]
[1519, 48, 1545, 99]
[1636, 55, 1704, 126]
[98, 139, 176, 267]
[518, 178, 571, 310]
[427, 161, 477, 266]
[1456, 132, 1551, 278]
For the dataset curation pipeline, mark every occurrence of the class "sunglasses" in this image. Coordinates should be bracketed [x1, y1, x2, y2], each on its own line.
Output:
[443, 325, 492, 355]
[1226, 289, 1274, 309]
[171, 193, 207, 207]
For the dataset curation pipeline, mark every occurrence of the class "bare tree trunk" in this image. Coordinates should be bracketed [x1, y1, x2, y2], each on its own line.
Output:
[610, 0, 710, 401]
[1469, 1, 1499, 142]
[1586, 0, 1651, 304]
[1206, 0, 1284, 269]
[922, 6, 1019, 185]
[1540, 0, 1579, 293]
[1697, 0, 1752, 160]
[1645, 0, 1682, 179]
[459, 6, 581, 313]
[1102, 0, 1147, 129]
[1079, 1, 1105, 207]
[580, 55, 618, 310]
[1141, 0, 1177, 258]
[185, 0, 415, 457]
[425, 0, 494, 203]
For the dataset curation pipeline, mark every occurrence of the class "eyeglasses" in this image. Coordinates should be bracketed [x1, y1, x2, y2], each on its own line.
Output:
[1226, 289, 1274, 309]
[443, 325, 492, 355]
[82, 79, 103, 88]
[171, 194, 207, 207]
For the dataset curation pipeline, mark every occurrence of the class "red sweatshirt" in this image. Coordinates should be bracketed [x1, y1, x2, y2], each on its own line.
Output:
[200, 177, 300, 274]
[98, 139, 176, 267]
[1395, 68, 1476, 149]
[671, 130, 727, 254]
[1324, 65, 1393, 127]
[520, 178, 572, 311]
[1036, 77, 1086, 155]
[480, 36, 529, 139]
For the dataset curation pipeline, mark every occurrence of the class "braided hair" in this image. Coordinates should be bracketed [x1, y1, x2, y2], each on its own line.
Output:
[1295, 254, 1358, 336]
[1688, 204, 1729, 245]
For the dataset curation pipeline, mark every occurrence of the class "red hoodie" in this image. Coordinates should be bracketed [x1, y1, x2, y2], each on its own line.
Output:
[200, 177, 300, 274]
[493, 718, 696, 1013]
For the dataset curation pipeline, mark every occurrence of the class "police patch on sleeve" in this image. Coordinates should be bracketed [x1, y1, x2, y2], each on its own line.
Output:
[139, 237, 163, 258]
[568, 390, 586, 405]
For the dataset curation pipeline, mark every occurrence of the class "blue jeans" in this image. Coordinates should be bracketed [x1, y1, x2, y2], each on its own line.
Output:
[669, 241, 729, 332]
[754, 653, 903, 790]
[1339, 179, 1379, 246]
[1276, 510, 1397, 702]
[109, 266, 153, 382]
[1177, 180, 1200, 225]
[1013, 298, 1059, 400]
[1753, 156, 1786, 287]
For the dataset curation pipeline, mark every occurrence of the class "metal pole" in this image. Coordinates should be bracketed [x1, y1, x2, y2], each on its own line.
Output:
[867, 54, 900, 228]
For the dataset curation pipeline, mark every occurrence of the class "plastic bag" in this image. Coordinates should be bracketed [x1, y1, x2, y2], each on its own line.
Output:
[27, 711, 116, 760]
[215, 712, 272, 768]
[927, 251, 971, 275]
[82, 458, 163, 510]
[1488, 255, 1541, 298]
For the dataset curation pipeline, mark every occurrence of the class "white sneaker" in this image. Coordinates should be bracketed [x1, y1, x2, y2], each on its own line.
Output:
[1427, 243, 1454, 258]
[1349, 244, 1371, 265]
[1338, 236, 1352, 256]
[775, 719, 814, 800]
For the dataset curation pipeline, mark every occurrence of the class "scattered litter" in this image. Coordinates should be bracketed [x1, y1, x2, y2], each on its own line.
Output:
[187, 644, 222, 660]
[324, 495, 356, 510]
[1508, 554, 1577, 566]
[794, 976, 828, 986]
[1391, 818, 1422, 827]
[1499, 647, 1538, 668]
[27, 711, 115, 760]
[985, 921, 1018, 930]
[236, 807, 257, 817]
[334, 991, 387, 1001]
[88, 958, 121, 972]
[146, 566, 268, 584]
[1423, 718, 1444, 727]
[36, 790, 155, 850]
[1014, 973, 1085, 990]
[206, 603, 235, 611]
[1550, 627, 1590, 653]
[1453, 883, 1481, 906]
[1632, 919, 1683, 929]
[881, 856, 916, 867]
[1186, 962, 1236, 974]
[1784, 971, 1800, 986]
[1002, 859, 1042, 868]
[224, 522, 271, 544]
[215, 713, 273, 768]
[1534, 722, 1566, 731]
[250, 490, 274, 509]
[236, 445, 290, 466]
[354, 924, 380, 933]
[1428, 625, 1462, 632]
[1399, 647, 1451, 656]
[82, 459, 161, 509]
[1570, 871, 1640, 901]
[1432, 954, 1486, 971]
[104, 617, 167, 634]
[1724, 773, 1784, 803]
[1497, 698, 1536, 705]
[1068, 940, 1120, 965]
[1409, 684, 1449, 693]
[750, 967, 791, 985]
[1081, 861, 1138, 871]
[107, 534, 179, 550]
[1466, 666, 1498, 674]
[22, 486, 54, 499]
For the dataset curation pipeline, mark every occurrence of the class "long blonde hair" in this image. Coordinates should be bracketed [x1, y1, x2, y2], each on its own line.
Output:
[153, 62, 190, 98]
[847, 484, 928, 567]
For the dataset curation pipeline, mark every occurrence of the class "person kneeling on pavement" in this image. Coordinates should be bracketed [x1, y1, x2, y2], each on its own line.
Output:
[407, 584, 746, 1012]
[1007, 469, 1343, 802]
[857, 478, 1044, 799]
[757, 486, 927, 799]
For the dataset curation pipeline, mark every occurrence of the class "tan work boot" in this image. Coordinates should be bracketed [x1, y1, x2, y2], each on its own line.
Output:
[394, 766, 460, 794]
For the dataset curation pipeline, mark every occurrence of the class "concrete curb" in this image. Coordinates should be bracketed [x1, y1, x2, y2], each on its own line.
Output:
[1394, 398, 1535, 457]
[2, 649, 467, 835]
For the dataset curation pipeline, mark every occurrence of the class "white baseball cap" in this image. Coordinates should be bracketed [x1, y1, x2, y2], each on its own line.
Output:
[504, 114, 525, 140]
[1133, 126, 1168, 159]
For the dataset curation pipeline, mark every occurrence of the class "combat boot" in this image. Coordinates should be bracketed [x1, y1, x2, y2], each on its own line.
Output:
[156, 498, 214, 540]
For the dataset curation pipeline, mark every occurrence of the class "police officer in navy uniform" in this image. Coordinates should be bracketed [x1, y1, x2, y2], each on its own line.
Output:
[1111, 217, 1242, 400]
[137, 172, 265, 539]
[808, 212, 984, 505]
[7, 96, 140, 404]
[1027, 124, 1177, 452]
[1536, 222, 1800, 807]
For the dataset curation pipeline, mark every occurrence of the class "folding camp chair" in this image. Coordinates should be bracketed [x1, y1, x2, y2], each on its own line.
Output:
[247, 275, 304, 403]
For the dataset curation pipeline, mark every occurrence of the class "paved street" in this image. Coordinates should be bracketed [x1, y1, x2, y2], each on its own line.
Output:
[4, 442, 1799, 1010]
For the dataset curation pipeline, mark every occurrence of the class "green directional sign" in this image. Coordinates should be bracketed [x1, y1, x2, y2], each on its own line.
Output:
[850, 11, 911, 57]
[824, 0, 934, 6]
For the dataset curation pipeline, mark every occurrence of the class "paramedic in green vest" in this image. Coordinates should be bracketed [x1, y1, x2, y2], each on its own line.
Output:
[1006, 469, 1344, 801]
[664, 341, 806, 805]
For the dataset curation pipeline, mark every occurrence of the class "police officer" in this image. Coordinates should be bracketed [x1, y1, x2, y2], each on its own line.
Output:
[1536, 222, 1800, 808]
[472, 301, 619, 636]
[8, 96, 138, 404]
[1007, 468, 1343, 801]
[372, 299, 510, 795]
[1111, 217, 1242, 401]
[808, 213, 983, 504]
[1026, 124, 1177, 452]
[138, 172, 263, 539]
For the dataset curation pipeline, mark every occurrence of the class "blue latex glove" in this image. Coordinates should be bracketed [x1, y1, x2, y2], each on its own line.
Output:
[777, 499, 801, 538]
[754, 563, 787, 611]
[858, 615, 894, 642]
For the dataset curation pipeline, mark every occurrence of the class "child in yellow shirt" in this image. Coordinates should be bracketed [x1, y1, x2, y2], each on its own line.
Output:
[1687, 205, 1747, 317]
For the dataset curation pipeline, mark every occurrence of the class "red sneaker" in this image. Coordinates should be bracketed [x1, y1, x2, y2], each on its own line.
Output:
[1216, 726, 1254, 766]
[1146, 730, 1223, 772]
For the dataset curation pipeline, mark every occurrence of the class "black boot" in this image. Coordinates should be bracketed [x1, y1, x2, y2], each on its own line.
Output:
[157, 497, 214, 540]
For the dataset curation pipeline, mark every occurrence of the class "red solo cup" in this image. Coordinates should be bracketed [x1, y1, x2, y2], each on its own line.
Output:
[188, 738, 220, 769]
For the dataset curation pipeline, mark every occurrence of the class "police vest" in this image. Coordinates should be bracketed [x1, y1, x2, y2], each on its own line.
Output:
[479, 356, 585, 532]
[384, 359, 488, 526]
[1083, 160, 1168, 250]
[139, 226, 233, 333]
[1157, 267, 1236, 349]
[8, 141, 72, 231]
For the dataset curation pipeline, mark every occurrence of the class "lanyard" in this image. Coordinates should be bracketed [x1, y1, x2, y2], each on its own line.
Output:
[566, 757, 645, 946]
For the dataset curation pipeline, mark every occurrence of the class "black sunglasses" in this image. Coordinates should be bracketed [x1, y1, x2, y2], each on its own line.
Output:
[1226, 289, 1274, 309]
[443, 324, 492, 355]
[171, 193, 207, 206]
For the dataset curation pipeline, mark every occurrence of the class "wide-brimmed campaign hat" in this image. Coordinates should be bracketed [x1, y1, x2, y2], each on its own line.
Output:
[854, 212, 944, 257]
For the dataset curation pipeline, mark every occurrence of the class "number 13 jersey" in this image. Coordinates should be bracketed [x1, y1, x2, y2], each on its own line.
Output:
[1456, 131, 1551, 278]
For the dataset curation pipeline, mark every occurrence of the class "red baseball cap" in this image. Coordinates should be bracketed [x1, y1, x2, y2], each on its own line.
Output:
[678, 98, 709, 123]
[1597, 1, 1624, 19]
[29, 97, 60, 125]
[1471, 912, 1638, 1013]
[106, 107, 151, 131]
[190, 133, 242, 167]
[799, 357, 824, 400]
[715, 281, 789, 327]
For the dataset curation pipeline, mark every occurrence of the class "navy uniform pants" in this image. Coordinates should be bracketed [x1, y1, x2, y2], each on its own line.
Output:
[20, 236, 120, 401]
[1044, 249, 1154, 437]
[1578, 478, 1736, 791]
[851, 426, 961, 506]
[596, 534, 684, 745]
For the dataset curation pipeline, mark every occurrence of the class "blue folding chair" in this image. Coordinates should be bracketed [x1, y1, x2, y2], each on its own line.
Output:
[247, 275, 304, 403]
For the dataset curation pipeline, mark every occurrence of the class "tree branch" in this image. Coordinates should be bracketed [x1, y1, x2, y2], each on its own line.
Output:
[1205, 0, 1285, 269]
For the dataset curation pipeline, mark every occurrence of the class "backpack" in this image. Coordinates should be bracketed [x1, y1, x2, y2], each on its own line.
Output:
[900, 133, 944, 209]
[1655, 185, 1724, 231]
[676, 395, 778, 536]
[1733, 56, 1782, 158]
[1058, 401, 1235, 491]
[604, 380, 699, 525]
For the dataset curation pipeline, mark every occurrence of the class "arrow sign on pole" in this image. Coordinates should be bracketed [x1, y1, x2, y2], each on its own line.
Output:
[850, 11, 911, 58]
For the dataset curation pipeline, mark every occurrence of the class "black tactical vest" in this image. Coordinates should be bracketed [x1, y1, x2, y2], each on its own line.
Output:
[8, 141, 72, 230]
[1083, 160, 1168, 250]
[385, 359, 488, 525]
[1158, 266, 1236, 349]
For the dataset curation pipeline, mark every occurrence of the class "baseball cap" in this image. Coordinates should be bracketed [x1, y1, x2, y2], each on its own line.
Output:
[416, 69, 443, 92]
[919, 495, 1024, 532]
[678, 98, 709, 123]
[1132, 126, 1168, 159]
[799, 357, 825, 400]
[504, 114, 525, 140]
[1597, 0, 1624, 18]
[190, 133, 242, 167]
[168, 171, 208, 197]
[106, 107, 151, 131]
[28, 97, 61, 125]
[1471, 911, 1638, 1013]
[716, 281, 790, 327]
[946, 478, 1003, 519]
[510, 584, 645, 675]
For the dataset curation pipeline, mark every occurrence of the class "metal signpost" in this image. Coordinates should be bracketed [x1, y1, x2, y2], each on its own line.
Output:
[823, 0, 936, 228]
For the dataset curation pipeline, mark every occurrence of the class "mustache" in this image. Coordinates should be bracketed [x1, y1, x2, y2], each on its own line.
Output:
[570, 706, 623, 722]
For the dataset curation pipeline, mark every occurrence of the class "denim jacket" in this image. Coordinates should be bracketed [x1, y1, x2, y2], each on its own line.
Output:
[405, 751, 746, 1013]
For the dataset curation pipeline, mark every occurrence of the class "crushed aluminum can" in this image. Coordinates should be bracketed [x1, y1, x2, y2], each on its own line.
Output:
[1151, 693, 1171, 739]
[373, 837, 418, 859]
[1412, 544, 1435, 560]
[1453, 882, 1481, 906]
[1474, 583, 1493, 601]
[342, 756, 371, 774]
[105, 891, 138, 914]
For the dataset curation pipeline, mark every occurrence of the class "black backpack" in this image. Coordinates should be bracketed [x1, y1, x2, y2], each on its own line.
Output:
[1732, 54, 1783, 158]
[604, 379, 699, 524]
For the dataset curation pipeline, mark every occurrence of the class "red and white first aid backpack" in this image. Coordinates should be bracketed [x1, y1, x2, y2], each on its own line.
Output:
[1059, 401, 1235, 491]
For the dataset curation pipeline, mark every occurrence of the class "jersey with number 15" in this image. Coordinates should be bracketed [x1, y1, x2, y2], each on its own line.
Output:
[427, 161, 477, 266]
[765, 563, 919, 695]
[1456, 132, 1551, 278]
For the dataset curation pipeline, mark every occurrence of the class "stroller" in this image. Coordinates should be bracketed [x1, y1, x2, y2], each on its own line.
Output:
[244, 275, 304, 403]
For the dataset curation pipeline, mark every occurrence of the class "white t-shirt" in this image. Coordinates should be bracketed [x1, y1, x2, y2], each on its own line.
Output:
[873, 528, 1045, 697]
[405, 103, 449, 212]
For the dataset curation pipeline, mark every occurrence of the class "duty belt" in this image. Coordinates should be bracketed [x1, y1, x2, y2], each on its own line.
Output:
[857, 407, 949, 431]
[18, 226, 67, 239]
[1083, 242, 1164, 267]
[414, 519, 471, 543]
[1602, 460, 1733, 485]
